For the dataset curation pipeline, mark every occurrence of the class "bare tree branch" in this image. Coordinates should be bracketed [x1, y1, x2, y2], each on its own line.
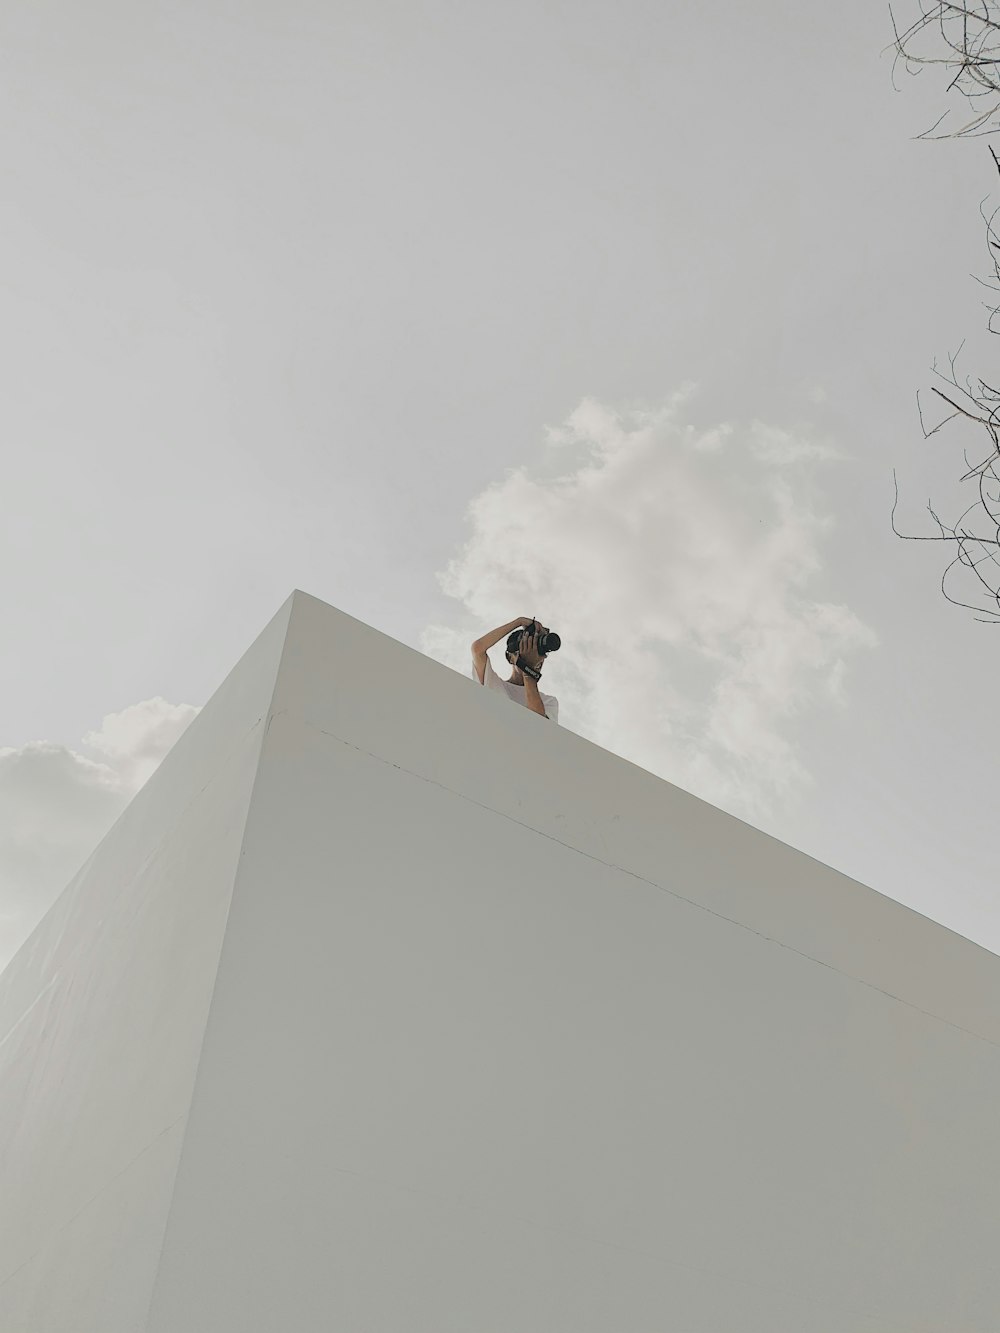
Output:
[889, 4, 1000, 619]
[885, 1, 1000, 138]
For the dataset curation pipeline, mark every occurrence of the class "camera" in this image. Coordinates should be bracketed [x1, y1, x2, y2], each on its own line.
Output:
[506, 620, 561, 660]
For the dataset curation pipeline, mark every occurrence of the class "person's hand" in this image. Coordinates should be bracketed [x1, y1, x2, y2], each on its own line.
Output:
[517, 625, 545, 669]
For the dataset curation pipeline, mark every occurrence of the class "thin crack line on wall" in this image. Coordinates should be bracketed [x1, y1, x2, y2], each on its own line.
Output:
[286, 714, 1000, 1053]
[0, 1111, 188, 1291]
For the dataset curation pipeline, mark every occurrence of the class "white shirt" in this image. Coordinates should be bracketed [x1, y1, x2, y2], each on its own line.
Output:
[470, 651, 559, 724]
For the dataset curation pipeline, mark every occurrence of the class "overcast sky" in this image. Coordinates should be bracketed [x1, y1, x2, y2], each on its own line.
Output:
[4, 0, 1000, 974]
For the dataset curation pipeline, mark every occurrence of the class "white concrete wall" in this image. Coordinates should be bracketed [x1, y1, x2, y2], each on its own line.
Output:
[141, 591, 1000, 1332]
[0, 595, 293, 1332]
[3, 588, 998, 1329]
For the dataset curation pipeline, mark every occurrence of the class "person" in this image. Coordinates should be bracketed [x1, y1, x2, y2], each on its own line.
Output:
[470, 617, 559, 723]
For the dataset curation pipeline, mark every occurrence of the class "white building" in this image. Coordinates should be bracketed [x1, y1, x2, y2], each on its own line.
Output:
[2, 589, 998, 1331]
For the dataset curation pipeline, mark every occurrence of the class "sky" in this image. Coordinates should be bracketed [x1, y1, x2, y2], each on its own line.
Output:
[3, 0, 1000, 974]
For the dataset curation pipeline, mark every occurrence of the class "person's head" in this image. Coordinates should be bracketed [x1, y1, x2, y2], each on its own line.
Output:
[505, 623, 550, 685]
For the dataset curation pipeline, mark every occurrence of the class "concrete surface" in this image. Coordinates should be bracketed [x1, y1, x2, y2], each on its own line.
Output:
[3, 589, 999, 1331]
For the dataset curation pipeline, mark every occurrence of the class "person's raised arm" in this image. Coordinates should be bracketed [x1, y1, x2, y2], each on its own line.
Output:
[472, 618, 529, 651]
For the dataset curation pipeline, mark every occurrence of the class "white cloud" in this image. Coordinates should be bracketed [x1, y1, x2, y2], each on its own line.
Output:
[748, 420, 843, 466]
[83, 697, 200, 791]
[0, 697, 198, 975]
[430, 385, 877, 823]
